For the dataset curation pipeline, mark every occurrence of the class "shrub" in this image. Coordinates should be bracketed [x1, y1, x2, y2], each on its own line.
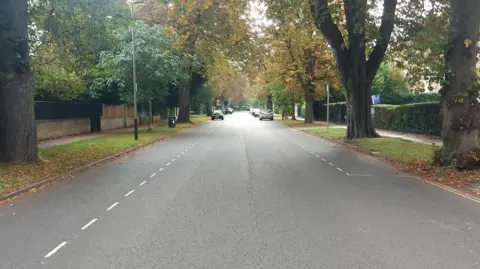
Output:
[314, 102, 347, 123]
[372, 102, 442, 136]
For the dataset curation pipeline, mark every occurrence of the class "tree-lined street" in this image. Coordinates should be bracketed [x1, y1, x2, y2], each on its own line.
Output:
[1, 112, 480, 268]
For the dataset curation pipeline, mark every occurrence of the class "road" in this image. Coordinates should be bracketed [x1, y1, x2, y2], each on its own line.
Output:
[1, 112, 480, 268]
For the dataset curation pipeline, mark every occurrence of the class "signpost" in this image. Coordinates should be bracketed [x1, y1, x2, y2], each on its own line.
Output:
[326, 85, 330, 133]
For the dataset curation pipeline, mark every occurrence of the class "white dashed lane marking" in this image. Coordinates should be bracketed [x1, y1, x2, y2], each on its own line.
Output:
[106, 202, 119, 211]
[166, 162, 171, 166]
[336, 167, 343, 172]
[150, 173, 156, 178]
[44, 241, 68, 258]
[81, 218, 97, 230]
[139, 180, 147, 186]
[125, 190, 135, 197]
[159, 168, 164, 171]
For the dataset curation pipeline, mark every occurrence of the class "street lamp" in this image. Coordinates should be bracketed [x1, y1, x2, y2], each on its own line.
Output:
[127, 0, 143, 140]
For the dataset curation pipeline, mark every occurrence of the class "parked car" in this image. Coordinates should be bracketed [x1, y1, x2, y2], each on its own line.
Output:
[225, 107, 234, 114]
[252, 108, 261, 117]
[259, 109, 274, 121]
[211, 110, 224, 120]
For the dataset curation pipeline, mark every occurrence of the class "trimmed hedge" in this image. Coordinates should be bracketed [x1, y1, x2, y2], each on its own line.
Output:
[372, 102, 442, 136]
[315, 102, 347, 123]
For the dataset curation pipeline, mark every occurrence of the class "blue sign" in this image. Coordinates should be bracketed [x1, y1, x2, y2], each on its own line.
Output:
[371, 95, 381, 105]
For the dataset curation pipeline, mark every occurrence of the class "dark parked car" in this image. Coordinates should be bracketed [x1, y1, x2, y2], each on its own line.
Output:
[259, 109, 274, 121]
[211, 110, 224, 120]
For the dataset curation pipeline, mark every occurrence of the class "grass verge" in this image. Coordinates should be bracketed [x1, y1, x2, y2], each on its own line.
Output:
[0, 117, 209, 197]
[276, 117, 325, 128]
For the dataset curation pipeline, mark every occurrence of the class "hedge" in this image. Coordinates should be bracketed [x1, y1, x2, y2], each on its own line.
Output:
[314, 102, 347, 123]
[372, 102, 442, 136]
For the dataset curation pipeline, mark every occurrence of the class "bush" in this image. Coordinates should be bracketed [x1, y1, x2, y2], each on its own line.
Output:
[373, 102, 442, 136]
[314, 102, 347, 123]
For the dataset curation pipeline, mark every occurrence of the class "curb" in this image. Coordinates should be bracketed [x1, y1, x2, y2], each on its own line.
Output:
[0, 125, 198, 202]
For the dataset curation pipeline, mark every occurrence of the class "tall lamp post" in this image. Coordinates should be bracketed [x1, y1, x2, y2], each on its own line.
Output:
[127, 0, 143, 140]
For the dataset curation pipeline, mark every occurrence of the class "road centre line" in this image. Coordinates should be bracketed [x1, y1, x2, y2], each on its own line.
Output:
[315, 154, 320, 158]
[159, 168, 164, 171]
[166, 162, 171, 166]
[81, 218, 98, 230]
[329, 163, 335, 166]
[125, 190, 135, 197]
[106, 202, 119, 211]
[336, 167, 343, 172]
[172, 159, 176, 162]
[150, 173, 156, 178]
[139, 181, 147, 186]
[177, 155, 181, 158]
[44, 241, 68, 258]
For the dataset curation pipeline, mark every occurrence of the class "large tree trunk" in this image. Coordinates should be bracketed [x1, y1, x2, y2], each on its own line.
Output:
[291, 102, 296, 120]
[266, 94, 273, 110]
[345, 62, 378, 139]
[177, 80, 191, 123]
[438, 0, 480, 169]
[304, 88, 314, 123]
[0, 0, 39, 162]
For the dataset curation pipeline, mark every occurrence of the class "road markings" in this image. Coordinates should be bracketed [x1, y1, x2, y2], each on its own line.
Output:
[125, 190, 135, 197]
[177, 155, 181, 158]
[81, 218, 98, 230]
[329, 163, 335, 166]
[336, 167, 343, 172]
[166, 162, 171, 166]
[315, 154, 320, 158]
[181, 152, 185, 155]
[107, 202, 119, 211]
[44, 241, 68, 258]
[139, 180, 147, 186]
[159, 168, 164, 171]
[172, 159, 176, 162]
[321, 158, 327, 162]
[150, 173, 156, 178]
[346, 173, 372, 177]
[185, 149, 189, 152]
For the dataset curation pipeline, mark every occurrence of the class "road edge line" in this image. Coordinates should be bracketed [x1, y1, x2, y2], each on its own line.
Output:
[289, 126, 480, 204]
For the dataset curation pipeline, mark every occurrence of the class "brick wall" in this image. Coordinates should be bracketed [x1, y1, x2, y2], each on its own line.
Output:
[37, 118, 91, 141]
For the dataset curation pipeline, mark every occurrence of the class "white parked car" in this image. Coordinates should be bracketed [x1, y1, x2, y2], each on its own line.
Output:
[259, 109, 274, 121]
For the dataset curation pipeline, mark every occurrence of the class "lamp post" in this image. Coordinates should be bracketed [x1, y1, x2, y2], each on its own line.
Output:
[128, 0, 143, 140]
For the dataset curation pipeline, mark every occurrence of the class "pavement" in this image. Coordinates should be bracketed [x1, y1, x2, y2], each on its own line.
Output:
[295, 118, 443, 146]
[1, 112, 480, 268]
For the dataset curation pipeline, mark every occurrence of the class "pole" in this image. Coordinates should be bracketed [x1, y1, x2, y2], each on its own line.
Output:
[131, 3, 138, 140]
[326, 85, 330, 133]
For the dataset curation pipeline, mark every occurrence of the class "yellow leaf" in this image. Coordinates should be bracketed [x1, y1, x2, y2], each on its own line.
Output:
[464, 39, 473, 48]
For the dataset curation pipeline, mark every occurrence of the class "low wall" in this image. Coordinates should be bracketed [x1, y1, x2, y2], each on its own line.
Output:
[37, 118, 91, 141]
[101, 117, 135, 131]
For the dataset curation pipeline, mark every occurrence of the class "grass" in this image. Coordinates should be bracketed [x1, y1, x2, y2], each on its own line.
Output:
[306, 127, 438, 162]
[276, 117, 325, 128]
[351, 138, 438, 162]
[0, 117, 209, 197]
[306, 127, 346, 138]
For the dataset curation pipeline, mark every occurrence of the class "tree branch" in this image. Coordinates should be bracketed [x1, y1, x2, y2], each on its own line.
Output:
[365, 0, 398, 85]
[309, 0, 349, 76]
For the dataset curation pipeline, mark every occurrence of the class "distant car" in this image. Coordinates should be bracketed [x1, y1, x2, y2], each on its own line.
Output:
[259, 109, 274, 121]
[252, 108, 261, 117]
[225, 108, 234, 114]
[211, 110, 224, 120]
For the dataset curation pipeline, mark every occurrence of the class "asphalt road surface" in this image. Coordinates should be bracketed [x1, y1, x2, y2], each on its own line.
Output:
[1, 112, 480, 269]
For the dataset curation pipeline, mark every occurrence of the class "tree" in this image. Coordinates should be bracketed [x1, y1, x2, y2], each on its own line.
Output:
[95, 21, 189, 110]
[309, 0, 398, 138]
[436, 0, 480, 169]
[29, 0, 129, 100]
[0, 0, 39, 162]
